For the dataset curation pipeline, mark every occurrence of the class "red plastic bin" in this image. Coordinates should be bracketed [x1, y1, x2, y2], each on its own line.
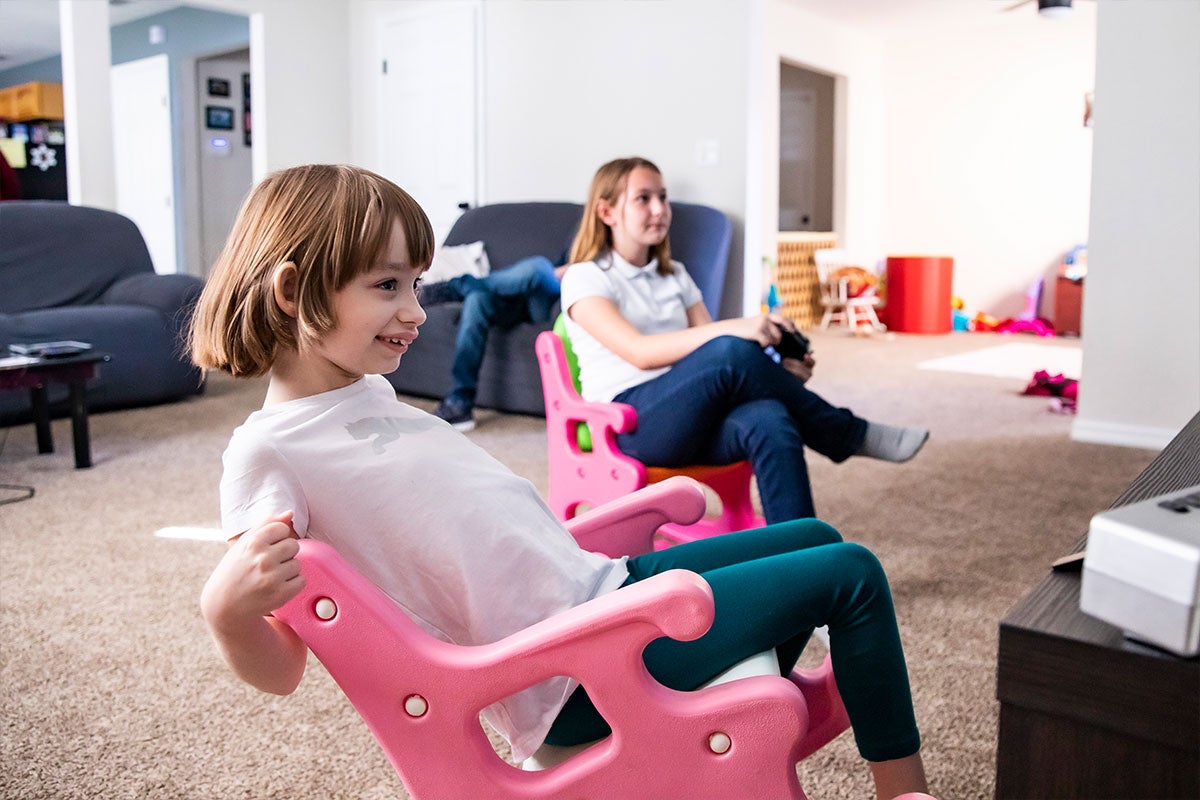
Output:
[884, 255, 954, 334]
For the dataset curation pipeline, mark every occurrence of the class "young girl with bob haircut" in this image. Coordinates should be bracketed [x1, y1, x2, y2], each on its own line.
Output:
[192, 163, 930, 799]
[561, 157, 929, 525]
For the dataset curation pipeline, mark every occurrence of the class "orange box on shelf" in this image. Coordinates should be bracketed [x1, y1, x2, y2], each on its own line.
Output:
[884, 255, 954, 334]
[0, 82, 64, 121]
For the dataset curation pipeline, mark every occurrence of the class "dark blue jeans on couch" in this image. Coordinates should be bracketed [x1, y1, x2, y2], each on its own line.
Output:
[447, 256, 561, 408]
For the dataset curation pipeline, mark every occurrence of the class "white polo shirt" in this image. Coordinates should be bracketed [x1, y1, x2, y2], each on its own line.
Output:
[560, 252, 704, 402]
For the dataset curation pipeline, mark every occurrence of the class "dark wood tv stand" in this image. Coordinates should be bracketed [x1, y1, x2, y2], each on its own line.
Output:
[995, 412, 1200, 799]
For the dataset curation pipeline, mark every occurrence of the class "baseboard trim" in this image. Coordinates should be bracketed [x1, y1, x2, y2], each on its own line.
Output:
[1071, 419, 1173, 451]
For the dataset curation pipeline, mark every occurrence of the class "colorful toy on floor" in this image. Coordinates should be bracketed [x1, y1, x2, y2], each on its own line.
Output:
[973, 311, 1001, 332]
[1022, 369, 1078, 414]
[987, 277, 1056, 337]
[951, 297, 972, 331]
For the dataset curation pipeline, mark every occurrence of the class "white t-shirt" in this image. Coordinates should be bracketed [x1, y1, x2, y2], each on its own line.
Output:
[560, 252, 704, 402]
[220, 374, 629, 762]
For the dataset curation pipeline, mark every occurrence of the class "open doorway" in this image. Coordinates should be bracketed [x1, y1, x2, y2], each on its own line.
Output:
[774, 60, 838, 329]
[195, 48, 252, 274]
[778, 61, 834, 233]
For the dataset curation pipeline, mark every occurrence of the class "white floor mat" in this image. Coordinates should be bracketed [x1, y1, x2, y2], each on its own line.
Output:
[918, 341, 1082, 380]
[154, 526, 227, 541]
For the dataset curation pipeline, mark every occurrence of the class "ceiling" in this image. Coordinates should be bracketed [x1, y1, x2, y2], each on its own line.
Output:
[0, 0, 186, 71]
[0, 0, 1094, 74]
[780, 0, 1095, 34]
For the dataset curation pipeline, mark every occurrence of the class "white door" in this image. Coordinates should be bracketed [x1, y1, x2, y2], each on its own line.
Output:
[779, 86, 817, 232]
[111, 54, 177, 274]
[379, 2, 480, 244]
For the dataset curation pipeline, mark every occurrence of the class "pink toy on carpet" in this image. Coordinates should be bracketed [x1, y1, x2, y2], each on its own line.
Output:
[995, 277, 1055, 337]
[1022, 369, 1078, 414]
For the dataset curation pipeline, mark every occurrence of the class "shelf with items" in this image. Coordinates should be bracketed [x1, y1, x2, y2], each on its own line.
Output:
[774, 232, 837, 329]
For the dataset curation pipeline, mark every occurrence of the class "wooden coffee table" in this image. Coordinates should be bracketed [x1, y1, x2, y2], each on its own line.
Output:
[0, 351, 111, 468]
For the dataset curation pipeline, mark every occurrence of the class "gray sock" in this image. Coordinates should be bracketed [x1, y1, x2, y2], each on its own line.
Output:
[859, 422, 929, 463]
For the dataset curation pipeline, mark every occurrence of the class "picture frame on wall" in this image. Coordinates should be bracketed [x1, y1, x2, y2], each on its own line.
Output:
[205, 105, 235, 130]
[206, 77, 231, 97]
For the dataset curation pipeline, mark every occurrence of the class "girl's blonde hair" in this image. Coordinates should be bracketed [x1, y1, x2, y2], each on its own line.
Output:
[190, 164, 434, 377]
[568, 156, 672, 275]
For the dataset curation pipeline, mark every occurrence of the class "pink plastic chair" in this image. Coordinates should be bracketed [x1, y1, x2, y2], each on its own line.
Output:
[272, 477, 852, 800]
[535, 327, 764, 549]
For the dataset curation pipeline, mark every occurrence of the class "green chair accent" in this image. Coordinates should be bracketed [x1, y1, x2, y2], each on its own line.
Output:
[553, 314, 593, 453]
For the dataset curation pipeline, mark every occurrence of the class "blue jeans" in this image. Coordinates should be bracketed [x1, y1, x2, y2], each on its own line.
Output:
[446, 256, 560, 405]
[612, 336, 867, 524]
[543, 519, 921, 762]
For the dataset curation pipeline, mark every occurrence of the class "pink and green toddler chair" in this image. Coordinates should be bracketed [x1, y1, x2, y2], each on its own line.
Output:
[272, 477, 861, 800]
[535, 317, 764, 550]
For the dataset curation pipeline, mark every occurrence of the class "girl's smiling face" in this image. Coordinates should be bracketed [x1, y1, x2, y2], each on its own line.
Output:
[302, 220, 427, 393]
[600, 166, 671, 267]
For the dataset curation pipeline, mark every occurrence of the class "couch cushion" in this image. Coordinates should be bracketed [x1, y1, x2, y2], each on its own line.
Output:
[0, 201, 156, 313]
[425, 241, 491, 284]
[0, 304, 203, 423]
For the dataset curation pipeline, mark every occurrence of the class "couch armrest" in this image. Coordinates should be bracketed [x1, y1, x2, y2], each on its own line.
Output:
[100, 273, 204, 320]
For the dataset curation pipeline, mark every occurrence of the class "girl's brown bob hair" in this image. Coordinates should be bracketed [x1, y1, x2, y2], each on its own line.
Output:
[190, 164, 434, 378]
[568, 156, 672, 275]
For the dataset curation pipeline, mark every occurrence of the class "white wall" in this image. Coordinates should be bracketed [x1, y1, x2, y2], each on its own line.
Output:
[750, 0, 885, 315]
[878, 7, 1097, 320]
[59, 0, 116, 209]
[195, 0, 352, 178]
[350, 0, 750, 318]
[1073, 0, 1200, 449]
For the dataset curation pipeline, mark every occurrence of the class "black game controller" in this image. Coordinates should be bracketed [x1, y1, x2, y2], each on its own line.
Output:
[773, 328, 811, 360]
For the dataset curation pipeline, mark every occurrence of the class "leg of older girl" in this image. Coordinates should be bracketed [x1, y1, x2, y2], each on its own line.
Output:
[613, 336, 866, 522]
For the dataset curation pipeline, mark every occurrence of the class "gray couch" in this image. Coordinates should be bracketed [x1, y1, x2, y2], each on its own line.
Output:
[0, 201, 206, 425]
[384, 200, 733, 416]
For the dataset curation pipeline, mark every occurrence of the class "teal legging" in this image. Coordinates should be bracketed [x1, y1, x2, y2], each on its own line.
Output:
[543, 519, 921, 763]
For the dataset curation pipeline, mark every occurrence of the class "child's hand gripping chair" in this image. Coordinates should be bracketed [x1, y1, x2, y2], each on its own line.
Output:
[272, 477, 853, 800]
[535, 319, 765, 550]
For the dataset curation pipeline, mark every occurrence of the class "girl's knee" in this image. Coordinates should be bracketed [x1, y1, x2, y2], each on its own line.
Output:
[808, 519, 844, 547]
[837, 542, 889, 590]
[732, 399, 803, 451]
[460, 290, 495, 319]
[703, 335, 764, 362]
[763, 517, 843, 549]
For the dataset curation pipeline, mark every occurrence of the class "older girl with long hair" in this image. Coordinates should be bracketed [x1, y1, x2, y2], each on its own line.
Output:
[561, 156, 929, 525]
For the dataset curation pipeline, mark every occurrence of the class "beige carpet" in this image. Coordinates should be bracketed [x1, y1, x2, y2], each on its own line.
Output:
[0, 330, 1156, 799]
